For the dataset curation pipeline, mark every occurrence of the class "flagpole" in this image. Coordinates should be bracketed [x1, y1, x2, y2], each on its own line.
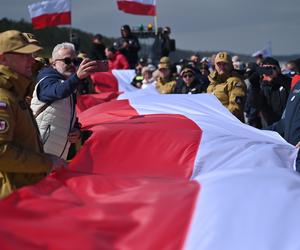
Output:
[154, 0, 158, 34]
[69, 0, 72, 42]
[154, 16, 158, 35]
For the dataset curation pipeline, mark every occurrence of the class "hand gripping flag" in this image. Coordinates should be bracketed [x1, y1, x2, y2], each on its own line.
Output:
[116, 0, 156, 16]
[28, 0, 71, 30]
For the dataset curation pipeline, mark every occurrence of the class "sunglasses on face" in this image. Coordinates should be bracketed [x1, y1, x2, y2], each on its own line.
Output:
[183, 73, 194, 79]
[55, 57, 80, 66]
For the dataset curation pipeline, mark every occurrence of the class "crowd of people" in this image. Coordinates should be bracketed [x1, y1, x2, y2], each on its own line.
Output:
[1, 26, 300, 198]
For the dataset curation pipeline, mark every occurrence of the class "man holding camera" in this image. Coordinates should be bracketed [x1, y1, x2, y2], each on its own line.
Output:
[31, 42, 105, 160]
[248, 57, 291, 127]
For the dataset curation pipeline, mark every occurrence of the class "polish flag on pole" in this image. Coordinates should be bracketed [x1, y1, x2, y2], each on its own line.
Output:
[117, 0, 156, 16]
[28, 0, 71, 30]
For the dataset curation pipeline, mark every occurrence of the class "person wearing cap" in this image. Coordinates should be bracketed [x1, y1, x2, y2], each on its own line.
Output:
[105, 46, 129, 71]
[207, 51, 247, 122]
[0, 30, 66, 198]
[173, 65, 208, 94]
[156, 57, 176, 94]
[30, 42, 103, 160]
[247, 56, 291, 127]
[115, 24, 140, 69]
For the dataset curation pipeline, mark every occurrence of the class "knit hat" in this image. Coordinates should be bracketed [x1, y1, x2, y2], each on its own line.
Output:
[0, 30, 42, 54]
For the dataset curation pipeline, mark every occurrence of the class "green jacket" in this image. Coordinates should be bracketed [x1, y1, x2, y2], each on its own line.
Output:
[0, 65, 52, 198]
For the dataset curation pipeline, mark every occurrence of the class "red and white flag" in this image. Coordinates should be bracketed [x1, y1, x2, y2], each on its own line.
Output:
[0, 71, 300, 249]
[28, 0, 71, 30]
[116, 0, 156, 16]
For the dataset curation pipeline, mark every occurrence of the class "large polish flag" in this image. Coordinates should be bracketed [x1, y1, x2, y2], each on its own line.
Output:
[28, 0, 71, 30]
[1, 72, 300, 249]
[116, 0, 156, 16]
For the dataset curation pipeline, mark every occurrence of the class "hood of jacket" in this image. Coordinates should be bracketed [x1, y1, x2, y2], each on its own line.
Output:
[0, 65, 33, 98]
[37, 67, 66, 82]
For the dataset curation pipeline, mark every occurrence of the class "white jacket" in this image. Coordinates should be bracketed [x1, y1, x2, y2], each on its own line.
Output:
[31, 82, 76, 160]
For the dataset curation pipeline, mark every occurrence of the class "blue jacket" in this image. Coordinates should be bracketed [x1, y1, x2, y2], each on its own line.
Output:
[268, 79, 300, 146]
[36, 67, 81, 103]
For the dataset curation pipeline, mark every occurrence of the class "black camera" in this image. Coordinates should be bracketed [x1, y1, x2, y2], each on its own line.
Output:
[257, 66, 275, 76]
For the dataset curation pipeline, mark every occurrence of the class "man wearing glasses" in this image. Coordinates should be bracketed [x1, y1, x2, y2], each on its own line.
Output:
[0, 30, 66, 198]
[31, 42, 103, 160]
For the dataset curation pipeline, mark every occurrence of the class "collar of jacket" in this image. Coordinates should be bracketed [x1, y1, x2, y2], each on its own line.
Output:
[0, 65, 32, 98]
[208, 71, 229, 84]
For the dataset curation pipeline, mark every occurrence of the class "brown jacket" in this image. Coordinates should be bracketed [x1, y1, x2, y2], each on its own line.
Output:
[207, 71, 247, 122]
[0, 65, 52, 198]
[156, 77, 176, 94]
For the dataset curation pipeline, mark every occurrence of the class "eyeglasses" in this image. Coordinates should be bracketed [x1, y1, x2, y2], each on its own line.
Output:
[55, 57, 80, 66]
[183, 73, 194, 79]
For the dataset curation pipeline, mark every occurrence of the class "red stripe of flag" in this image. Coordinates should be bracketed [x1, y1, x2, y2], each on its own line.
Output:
[31, 12, 71, 29]
[90, 72, 119, 93]
[0, 171, 200, 249]
[117, 1, 156, 16]
[74, 99, 202, 178]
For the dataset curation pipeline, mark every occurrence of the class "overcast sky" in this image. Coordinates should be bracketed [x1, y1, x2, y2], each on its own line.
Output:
[1, 0, 299, 56]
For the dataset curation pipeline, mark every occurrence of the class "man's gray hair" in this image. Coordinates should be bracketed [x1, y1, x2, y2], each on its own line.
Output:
[52, 42, 75, 60]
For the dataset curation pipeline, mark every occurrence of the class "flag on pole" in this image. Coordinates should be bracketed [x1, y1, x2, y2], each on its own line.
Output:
[28, 0, 71, 30]
[116, 0, 156, 16]
[252, 41, 272, 58]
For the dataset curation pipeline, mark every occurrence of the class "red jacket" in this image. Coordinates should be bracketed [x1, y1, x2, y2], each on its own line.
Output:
[108, 52, 130, 71]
